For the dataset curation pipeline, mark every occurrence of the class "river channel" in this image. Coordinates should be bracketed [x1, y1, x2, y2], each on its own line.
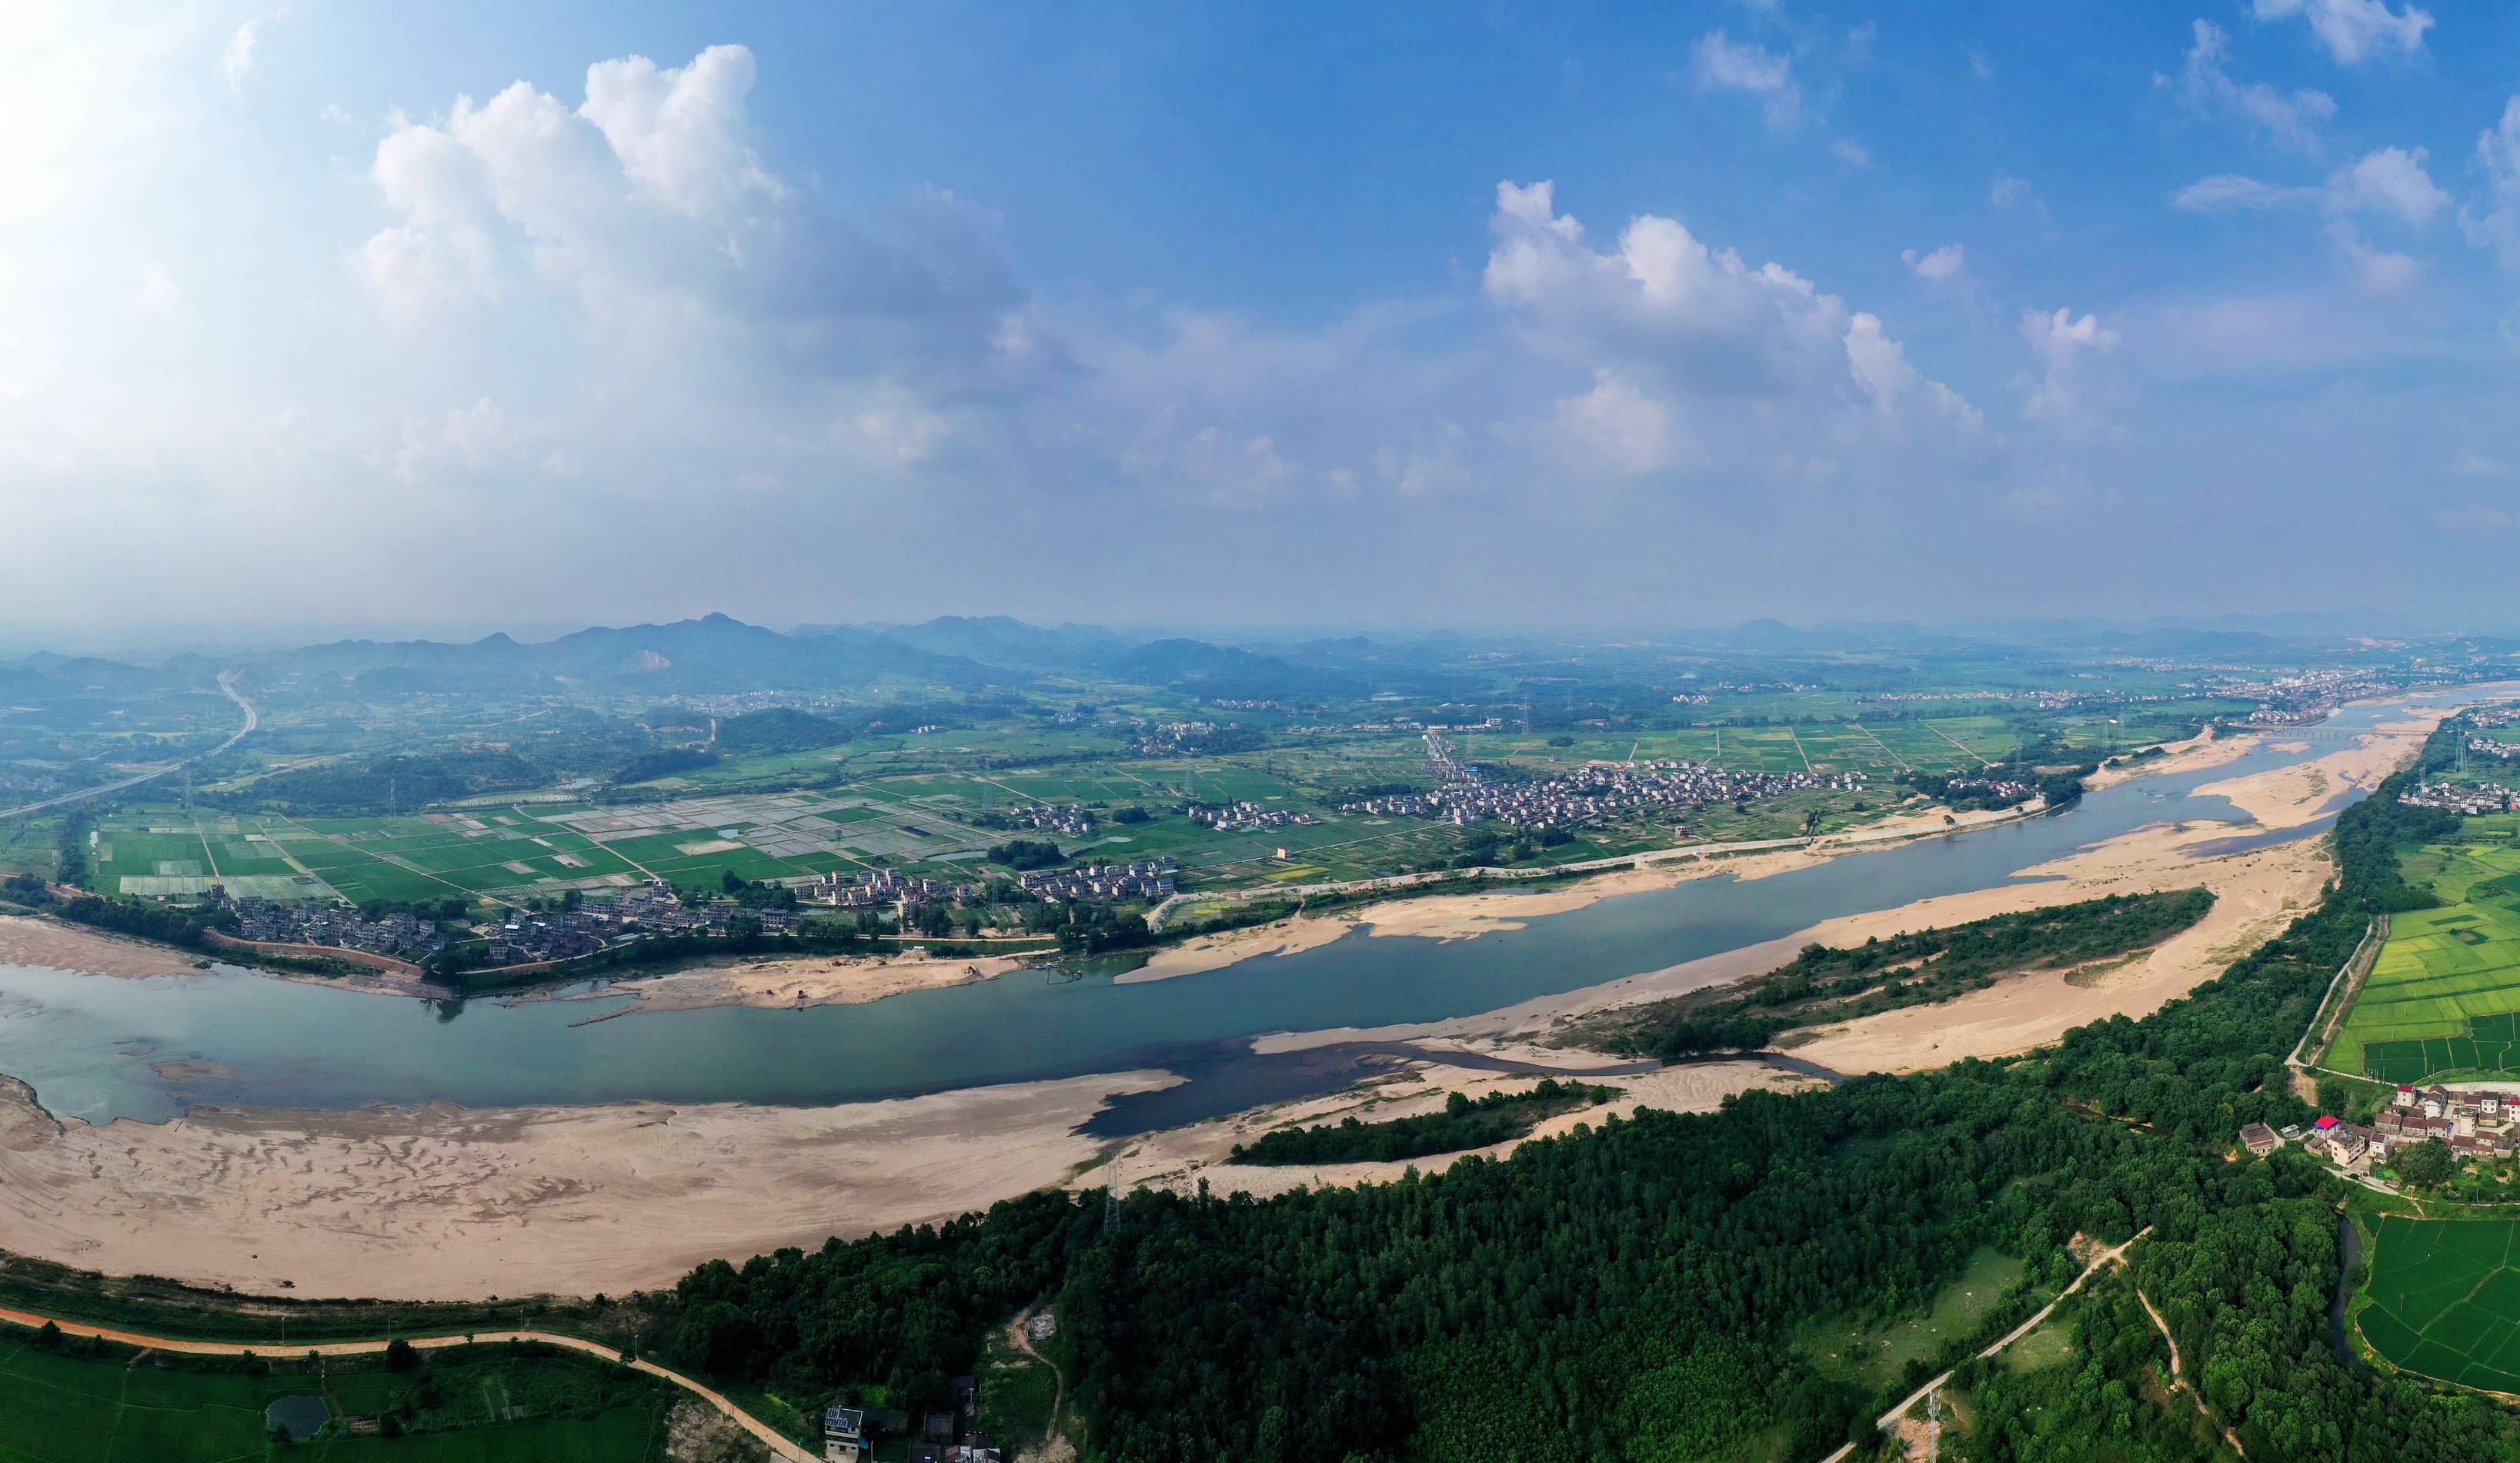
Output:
[0, 692, 2486, 1127]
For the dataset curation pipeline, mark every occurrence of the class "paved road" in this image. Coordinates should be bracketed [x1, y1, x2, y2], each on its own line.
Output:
[0, 675, 258, 821]
[0, 1302, 816, 1462]
[1819, 1228, 2153, 1463]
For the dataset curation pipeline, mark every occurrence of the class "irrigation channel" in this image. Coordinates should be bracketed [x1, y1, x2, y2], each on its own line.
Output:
[0, 691, 2488, 1134]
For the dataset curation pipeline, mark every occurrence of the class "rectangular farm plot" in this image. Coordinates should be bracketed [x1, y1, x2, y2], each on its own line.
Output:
[2361, 1216, 2520, 1395]
[2331, 840, 2520, 1080]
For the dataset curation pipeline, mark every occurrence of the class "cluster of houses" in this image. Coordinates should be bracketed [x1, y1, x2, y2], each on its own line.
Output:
[1186, 800, 1317, 832]
[823, 1371, 1000, 1463]
[808, 867, 980, 912]
[2468, 734, 2520, 761]
[1132, 720, 1220, 755]
[1938, 773, 2039, 804]
[2248, 1085, 2520, 1175]
[2476, 706, 2520, 729]
[2376, 1084, 2520, 1158]
[486, 883, 807, 964]
[224, 897, 445, 960]
[1340, 730, 1863, 833]
[990, 803, 1096, 837]
[2398, 780, 2520, 816]
[1016, 858, 1177, 903]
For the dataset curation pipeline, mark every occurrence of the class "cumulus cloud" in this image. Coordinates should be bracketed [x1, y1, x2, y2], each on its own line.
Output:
[2163, 19, 2335, 154]
[2328, 147, 2449, 227]
[1484, 180, 1987, 475]
[2020, 307, 2120, 435]
[2248, 0, 2431, 65]
[1901, 244, 1966, 282]
[352, 44, 1038, 396]
[1690, 32, 1801, 130]
[2467, 99, 2520, 272]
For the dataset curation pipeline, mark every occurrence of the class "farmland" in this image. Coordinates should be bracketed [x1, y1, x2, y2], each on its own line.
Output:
[2328, 815, 2520, 1082]
[0, 1333, 669, 1461]
[2357, 1214, 2520, 1395]
[68, 708, 2070, 908]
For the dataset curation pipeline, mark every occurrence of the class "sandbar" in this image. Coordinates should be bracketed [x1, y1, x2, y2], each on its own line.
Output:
[0, 1071, 1169, 1301]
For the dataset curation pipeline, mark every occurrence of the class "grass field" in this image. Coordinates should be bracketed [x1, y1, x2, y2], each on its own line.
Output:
[0, 1335, 667, 1461]
[2331, 820, 2520, 1081]
[1795, 1248, 2026, 1390]
[2358, 1214, 2520, 1395]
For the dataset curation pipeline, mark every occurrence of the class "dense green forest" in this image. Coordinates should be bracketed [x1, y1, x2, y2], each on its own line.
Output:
[1600, 887, 2215, 1057]
[1227, 1080, 1617, 1166]
[649, 730, 2511, 1462]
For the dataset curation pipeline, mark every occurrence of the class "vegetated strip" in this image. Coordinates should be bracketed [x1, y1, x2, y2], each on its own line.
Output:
[1228, 1078, 1618, 1166]
[0, 1303, 816, 1463]
[1591, 887, 2216, 1057]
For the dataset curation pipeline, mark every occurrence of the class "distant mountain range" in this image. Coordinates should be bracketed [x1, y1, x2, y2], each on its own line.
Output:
[0, 610, 2471, 705]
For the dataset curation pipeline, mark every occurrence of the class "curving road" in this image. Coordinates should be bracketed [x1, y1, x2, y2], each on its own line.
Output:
[0, 674, 255, 822]
[0, 1303, 816, 1462]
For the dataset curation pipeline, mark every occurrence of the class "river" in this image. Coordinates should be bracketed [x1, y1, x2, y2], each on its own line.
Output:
[0, 692, 2482, 1127]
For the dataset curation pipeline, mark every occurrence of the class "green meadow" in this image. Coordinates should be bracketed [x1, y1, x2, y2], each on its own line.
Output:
[0, 1334, 668, 1462]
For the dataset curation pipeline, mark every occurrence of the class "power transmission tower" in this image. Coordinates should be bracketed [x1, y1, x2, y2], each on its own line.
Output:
[1928, 1390, 1941, 1463]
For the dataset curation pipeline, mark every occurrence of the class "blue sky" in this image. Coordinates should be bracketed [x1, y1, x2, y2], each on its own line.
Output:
[5, 0, 2520, 640]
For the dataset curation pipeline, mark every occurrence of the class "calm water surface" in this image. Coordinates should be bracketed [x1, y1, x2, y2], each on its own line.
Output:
[0, 692, 2488, 1124]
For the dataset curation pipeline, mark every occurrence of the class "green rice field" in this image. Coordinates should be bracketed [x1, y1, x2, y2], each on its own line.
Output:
[2358, 1215, 2520, 1395]
[0, 1335, 666, 1461]
[2331, 821, 2520, 1081]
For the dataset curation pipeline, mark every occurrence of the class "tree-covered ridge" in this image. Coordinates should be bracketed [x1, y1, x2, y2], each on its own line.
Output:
[649, 726, 2513, 1463]
[1227, 1080, 1617, 1166]
[1603, 887, 2215, 1057]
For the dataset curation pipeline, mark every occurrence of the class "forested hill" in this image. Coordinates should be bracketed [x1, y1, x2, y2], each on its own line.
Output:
[651, 728, 2503, 1463]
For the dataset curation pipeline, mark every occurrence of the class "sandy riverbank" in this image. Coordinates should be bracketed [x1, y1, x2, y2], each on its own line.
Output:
[1117, 811, 2038, 984]
[549, 949, 1043, 1017]
[1084, 1054, 1811, 1202]
[2194, 710, 2448, 830]
[2081, 725, 2256, 793]
[0, 1070, 1171, 1301]
[0, 915, 205, 980]
[1247, 718, 2420, 1065]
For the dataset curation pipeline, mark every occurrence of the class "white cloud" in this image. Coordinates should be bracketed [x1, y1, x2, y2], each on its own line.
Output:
[2432, 504, 2515, 533]
[2175, 148, 2444, 225]
[1484, 180, 1988, 474]
[2467, 99, 2520, 272]
[1548, 369, 1682, 475]
[2248, 0, 2431, 65]
[352, 43, 1037, 399]
[1901, 244, 1966, 282]
[2329, 222, 2422, 293]
[1833, 139, 1871, 168]
[1690, 32, 1801, 130]
[133, 261, 180, 312]
[2164, 19, 2335, 154]
[222, 20, 259, 92]
[2173, 175, 2321, 211]
[2328, 146, 2448, 228]
[2021, 307, 2120, 434]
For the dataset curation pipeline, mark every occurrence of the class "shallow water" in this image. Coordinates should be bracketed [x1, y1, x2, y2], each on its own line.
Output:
[0, 691, 2485, 1125]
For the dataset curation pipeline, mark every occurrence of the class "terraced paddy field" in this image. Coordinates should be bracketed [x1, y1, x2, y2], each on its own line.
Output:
[2357, 1215, 2520, 1395]
[2329, 818, 2520, 1082]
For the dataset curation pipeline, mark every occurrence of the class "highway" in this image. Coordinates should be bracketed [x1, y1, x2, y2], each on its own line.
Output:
[0, 674, 256, 821]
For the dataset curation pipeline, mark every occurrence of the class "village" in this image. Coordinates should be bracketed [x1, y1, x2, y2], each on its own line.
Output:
[1339, 728, 1864, 831]
[2399, 780, 2520, 817]
[2251, 1084, 2520, 1180]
